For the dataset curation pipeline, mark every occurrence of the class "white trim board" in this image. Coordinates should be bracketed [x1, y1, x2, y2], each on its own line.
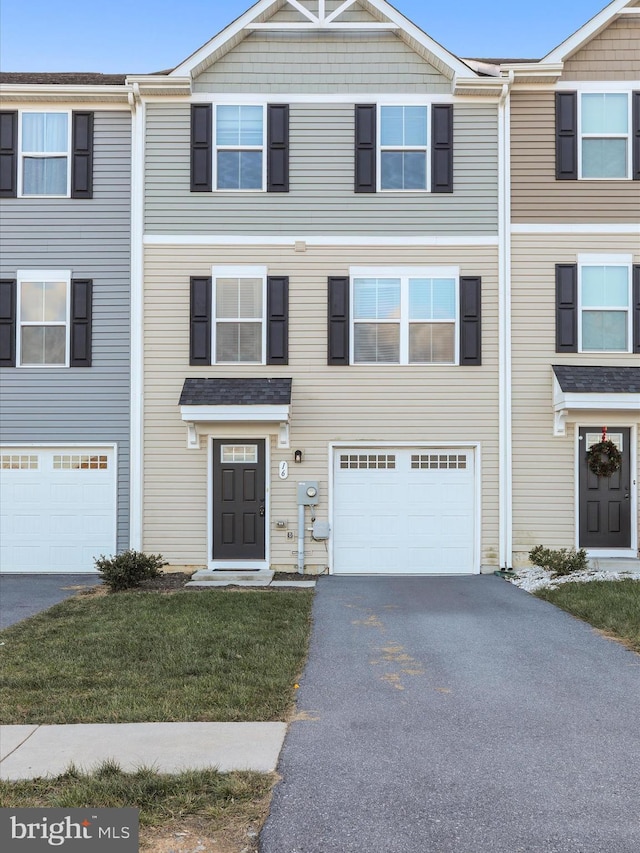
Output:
[144, 235, 499, 247]
[511, 224, 640, 235]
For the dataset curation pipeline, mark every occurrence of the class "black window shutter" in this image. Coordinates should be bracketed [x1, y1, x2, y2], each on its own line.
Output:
[267, 105, 289, 193]
[328, 276, 350, 365]
[190, 277, 212, 364]
[70, 279, 93, 367]
[191, 105, 212, 193]
[556, 264, 578, 352]
[633, 265, 640, 354]
[0, 279, 16, 367]
[266, 276, 289, 364]
[632, 92, 640, 182]
[431, 104, 453, 193]
[71, 112, 93, 199]
[354, 105, 376, 193]
[0, 111, 18, 198]
[459, 277, 481, 365]
[555, 92, 578, 180]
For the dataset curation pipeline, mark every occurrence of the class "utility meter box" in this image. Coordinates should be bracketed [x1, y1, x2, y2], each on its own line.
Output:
[312, 520, 330, 540]
[297, 481, 319, 506]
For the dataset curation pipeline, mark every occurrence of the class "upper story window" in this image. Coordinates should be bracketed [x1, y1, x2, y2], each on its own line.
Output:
[579, 261, 631, 352]
[379, 106, 428, 191]
[213, 266, 266, 363]
[215, 106, 265, 190]
[351, 267, 458, 365]
[17, 271, 70, 366]
[20, 112, 70, 196]
[580, 93, 631, 179]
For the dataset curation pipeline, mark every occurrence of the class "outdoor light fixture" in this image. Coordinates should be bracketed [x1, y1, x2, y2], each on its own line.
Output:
[294, 449, 303, 463]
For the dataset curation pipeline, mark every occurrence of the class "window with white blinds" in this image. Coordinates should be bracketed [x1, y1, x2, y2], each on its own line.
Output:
[351, 267, 458, 364]
[212, 267, 266, 363]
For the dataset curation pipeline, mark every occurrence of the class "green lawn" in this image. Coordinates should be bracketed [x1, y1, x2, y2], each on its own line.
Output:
[0, 589, 314, 724]
[534, 579, 640, 653]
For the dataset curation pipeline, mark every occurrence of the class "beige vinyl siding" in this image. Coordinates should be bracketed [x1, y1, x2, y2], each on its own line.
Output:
[145, 102, 498, 235]
[510, 92, 640, 224]
[143, 243, 500, 571]
[511, 234, 640, 563]
[562, 18, 640, 81]
[193, 30, 451, 93]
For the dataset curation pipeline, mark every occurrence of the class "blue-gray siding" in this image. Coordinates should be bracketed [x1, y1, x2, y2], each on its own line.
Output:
[0, 111, 132, 552]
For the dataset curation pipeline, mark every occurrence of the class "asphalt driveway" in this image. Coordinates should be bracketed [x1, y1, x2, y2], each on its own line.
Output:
[0, 574, 99, 629]
[260, 575, 640, 853]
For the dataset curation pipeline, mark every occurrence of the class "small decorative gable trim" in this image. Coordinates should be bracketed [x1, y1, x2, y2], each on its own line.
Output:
[552, 365, 640, 437]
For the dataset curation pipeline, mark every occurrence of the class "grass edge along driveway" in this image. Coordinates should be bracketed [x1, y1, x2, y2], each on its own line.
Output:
[0, 588, 314, 725]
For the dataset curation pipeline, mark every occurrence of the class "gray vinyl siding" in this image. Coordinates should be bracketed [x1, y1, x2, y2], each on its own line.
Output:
[0, 111, 132, 551]
[193, 31, 451, 93]
[145, 102, 498, 235]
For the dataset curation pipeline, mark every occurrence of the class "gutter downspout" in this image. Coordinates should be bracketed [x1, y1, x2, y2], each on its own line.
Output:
[129, 82, 144, 549]
[498, 71, 514, 570]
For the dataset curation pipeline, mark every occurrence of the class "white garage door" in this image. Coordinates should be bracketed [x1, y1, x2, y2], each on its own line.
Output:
[0, 447, 116, 573]
[333, 448, 476, 574]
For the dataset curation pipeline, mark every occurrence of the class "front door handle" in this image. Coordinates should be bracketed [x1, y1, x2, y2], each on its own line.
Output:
[259, 506, 265, 517]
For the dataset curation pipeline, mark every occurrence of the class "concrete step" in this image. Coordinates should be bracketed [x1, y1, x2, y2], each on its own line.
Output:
[187, 569, 274, 587]
[589, 557, 640, 572]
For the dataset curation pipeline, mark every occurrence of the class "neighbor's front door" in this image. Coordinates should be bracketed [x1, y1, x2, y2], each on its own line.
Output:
[578, 427, 631, 549]
[212, 440, 266, 561]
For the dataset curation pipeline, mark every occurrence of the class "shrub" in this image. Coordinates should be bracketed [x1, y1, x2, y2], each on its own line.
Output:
[94, 550, 167, 592]
[528, 545, 589, 577]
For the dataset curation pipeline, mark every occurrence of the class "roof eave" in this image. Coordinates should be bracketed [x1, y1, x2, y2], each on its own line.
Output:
[0, 84, 133, 104]
[542, 0, 634, 64]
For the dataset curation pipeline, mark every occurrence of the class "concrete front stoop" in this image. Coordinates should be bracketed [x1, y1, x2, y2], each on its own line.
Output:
[588, 557, 640, 572]
[186, 569, 315, 588]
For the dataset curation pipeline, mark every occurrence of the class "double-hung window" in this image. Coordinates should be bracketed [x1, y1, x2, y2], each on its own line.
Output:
[20, 112, 70, 196]
[17, 270, 70, 366]
[215, 106, 264, 190]
[379, 106, 428, 190]
[213, 266, 266, 363]
[579, 257, 632, 352]
[580, 93, 631, 179]
[351, 267, 458, 364]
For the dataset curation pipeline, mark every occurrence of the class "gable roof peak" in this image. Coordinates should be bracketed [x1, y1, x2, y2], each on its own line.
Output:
[170, 0, 477, 81]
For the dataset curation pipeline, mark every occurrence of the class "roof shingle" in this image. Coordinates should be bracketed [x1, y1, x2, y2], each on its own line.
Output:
[553, 365, 640, 394]
[179, 378, 292, 406]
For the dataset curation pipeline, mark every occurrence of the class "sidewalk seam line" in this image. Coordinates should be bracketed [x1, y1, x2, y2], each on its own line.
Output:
[0, 724, 41, 764]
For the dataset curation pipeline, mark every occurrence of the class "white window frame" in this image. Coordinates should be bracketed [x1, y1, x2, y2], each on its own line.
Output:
[577, 91, 632, 181]
[577, 254, 633, 354]
[349, 266, 459, 366]
[16, 269, 71, 368]
[213, 104, 266, 192]
[211, 265, 267, 364]
[377, 104, 430, 193]
[18, 110, 72, 198]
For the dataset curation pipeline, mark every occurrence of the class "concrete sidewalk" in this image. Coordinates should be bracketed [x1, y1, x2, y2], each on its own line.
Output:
[0, 722, 286, 780]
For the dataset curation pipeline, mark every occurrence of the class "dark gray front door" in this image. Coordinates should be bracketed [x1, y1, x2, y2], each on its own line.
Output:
[212, 440, 266, 561]
[579, 427, 631, 549]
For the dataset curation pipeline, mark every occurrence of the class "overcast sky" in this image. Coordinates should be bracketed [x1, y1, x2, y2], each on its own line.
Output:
[0, 0, 610, 73]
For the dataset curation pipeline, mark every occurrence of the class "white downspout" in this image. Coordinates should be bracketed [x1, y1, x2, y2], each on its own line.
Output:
[129, 82, 145, 550]
[498, 71, 514, 569]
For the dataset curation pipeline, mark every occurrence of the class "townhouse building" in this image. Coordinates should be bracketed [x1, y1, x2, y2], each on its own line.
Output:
[0, 75, 134, 572]
[505, 0, 640, 566]
[0, 0, 637, 576]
